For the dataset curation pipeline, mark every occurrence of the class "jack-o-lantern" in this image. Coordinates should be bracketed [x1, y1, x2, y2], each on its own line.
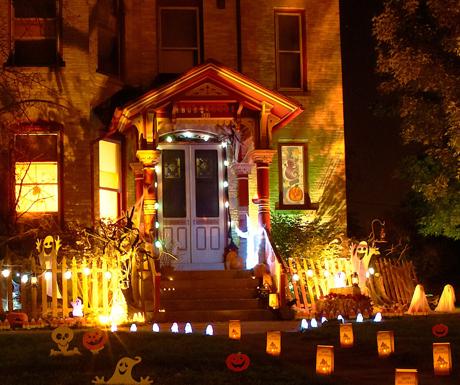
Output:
[226, 353, 250, 372]
[83, 329, 108, 353]
[288, 185, 303, 202]
[432, 324, 449, 338]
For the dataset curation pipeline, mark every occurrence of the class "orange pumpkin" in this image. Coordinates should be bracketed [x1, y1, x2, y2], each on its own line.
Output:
[288, 185, 303, 202]
[83, 329, 108, 353]
[226, 352, 250, 372]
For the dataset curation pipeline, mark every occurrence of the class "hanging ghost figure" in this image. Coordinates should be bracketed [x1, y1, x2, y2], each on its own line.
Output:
[92, 356, 153, 385]
[36, 235, 62, 298]
[350, 241, 379, 289]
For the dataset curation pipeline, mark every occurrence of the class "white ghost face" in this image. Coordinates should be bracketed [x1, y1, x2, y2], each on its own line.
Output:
[44, 235, 54, 256]
[52, 326, 74, 350]
[356, 241, 368, 260]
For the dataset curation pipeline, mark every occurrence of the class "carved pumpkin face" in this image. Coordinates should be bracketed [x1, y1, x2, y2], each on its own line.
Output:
[432, 324, 449, 338]
[83, 329, 108, 351]
[226, 353, 250, 372]
[288, 185, 303, 202]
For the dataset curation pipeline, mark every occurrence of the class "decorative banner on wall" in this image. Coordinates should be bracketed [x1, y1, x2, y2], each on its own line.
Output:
[395, 369, 418, 385]
[433, 343, 452, 376]
[377, 331, 395, 357]
[277, 142, 310, 210]
[316, 345, 334, 375]
[340, 323, 354, 348]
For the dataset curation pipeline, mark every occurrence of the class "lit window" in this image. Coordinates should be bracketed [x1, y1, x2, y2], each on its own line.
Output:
[99, 140, 121, 220]
[159, 4, 201, 74]
[10, 0, 63, 66]
[14, 133, 59, 213]
[275, 11, 305, 90]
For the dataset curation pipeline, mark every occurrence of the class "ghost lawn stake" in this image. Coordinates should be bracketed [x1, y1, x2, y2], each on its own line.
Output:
[50, 326, 81, 356]
[92, 356, 153, 385]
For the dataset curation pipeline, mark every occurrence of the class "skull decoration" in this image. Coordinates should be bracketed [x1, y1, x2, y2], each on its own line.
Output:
[36, 235, 61, 270]
[356, 241, 369, 260]
[50, 326, 81, 356]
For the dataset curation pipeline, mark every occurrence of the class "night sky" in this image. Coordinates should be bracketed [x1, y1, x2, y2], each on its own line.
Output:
[340, 0, 408, 237]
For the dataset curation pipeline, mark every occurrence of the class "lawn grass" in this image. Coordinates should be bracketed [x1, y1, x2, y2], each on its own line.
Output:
[0, 314, 459, 384]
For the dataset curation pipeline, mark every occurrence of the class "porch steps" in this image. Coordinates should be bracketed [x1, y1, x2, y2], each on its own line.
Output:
[156, 270, 277, 322]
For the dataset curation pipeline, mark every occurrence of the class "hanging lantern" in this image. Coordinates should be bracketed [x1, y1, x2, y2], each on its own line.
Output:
[229, 320, 241, 340]
[340, 323, 354, 348]
[395, 369, 418, 385]
[269, 293, 279, 309]
[316, 345, 334, 375]
[377, 331, 394, 357]
[433, 343, 452, 376]
[266, 331, 281, 357]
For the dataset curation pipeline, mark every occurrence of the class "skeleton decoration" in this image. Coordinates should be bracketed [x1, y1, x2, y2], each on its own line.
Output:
[36, 235, 62, 298]
[92, 356, 153, 385]
[50, 326, 81, 356]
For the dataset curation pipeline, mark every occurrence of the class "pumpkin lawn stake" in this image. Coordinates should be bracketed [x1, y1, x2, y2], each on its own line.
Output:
[316, 345, 334, 375]
[377, 331, 394, 358]
[432, 324, 449, 338]
[92, 356, 153, 385]
[433, 343, 452, 376]
[226, 353, 250, 372]
[266, 331, 281, 357]
[340, 324, 354, 348]
[83, 329, 108, 355]
[395, 369, 418, 385]
[229, 320, 241, 340]
[435, 284, 456, 312]
[50, 326, 81, 356]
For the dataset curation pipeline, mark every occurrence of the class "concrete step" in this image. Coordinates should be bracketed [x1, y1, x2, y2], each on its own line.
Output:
[164, 269, 254, 280]
[155, 308, 278, 322]
[160, 287, 258, 299]
[161, 298, 263, 311]
[160, 277, 259, 290]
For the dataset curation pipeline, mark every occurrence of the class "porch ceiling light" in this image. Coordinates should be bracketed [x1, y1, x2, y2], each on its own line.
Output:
[203, 135, 210, 141]
[21, 274, 28, 284]
[165, 136, 173, 143]
[184, 131, 193, 138]
[223, 181, 229, 188]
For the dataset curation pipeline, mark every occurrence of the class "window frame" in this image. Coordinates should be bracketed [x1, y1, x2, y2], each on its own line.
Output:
[13, 131, 61, 216]
[98, 138, 123, 222]
[274, 9, 307, 91]
[157, 1, 202, 75]
[8, 0, 64, 67]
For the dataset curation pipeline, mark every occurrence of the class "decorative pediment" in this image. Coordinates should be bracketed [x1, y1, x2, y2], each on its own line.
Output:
[184, 82, 230, 97]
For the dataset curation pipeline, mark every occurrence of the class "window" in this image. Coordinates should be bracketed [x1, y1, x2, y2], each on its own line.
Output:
[14, 133, 59, 213]
[275, 11, 305, 90]
[99, 140, 121, 221]
[10, 0, 63, 66]
[97, 0, 123, 76]
[158, 2, 201, 74]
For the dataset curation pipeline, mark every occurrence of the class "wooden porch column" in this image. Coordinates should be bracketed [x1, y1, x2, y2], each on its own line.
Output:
[249, 149, 276, 232]
[136, 150, 161, 239]
[231, 162, 254, 265]
[129, 162, 144, 204]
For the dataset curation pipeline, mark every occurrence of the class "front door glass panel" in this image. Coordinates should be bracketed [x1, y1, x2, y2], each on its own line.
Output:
[162, 149, 186, 218]
[195, 149, 218, 217]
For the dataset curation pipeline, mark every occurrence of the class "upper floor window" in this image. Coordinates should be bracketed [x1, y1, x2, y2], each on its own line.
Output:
[98, 140, 121, 221]
[97, 0, 123, 77]
[158, 1, 201, 74]
[275, 10, 306, 90]
[10, 0, 63, 67]
[14, 133, 59, 213]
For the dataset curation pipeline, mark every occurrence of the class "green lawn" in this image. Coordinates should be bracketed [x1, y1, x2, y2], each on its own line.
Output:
[0, 314, 459, 385]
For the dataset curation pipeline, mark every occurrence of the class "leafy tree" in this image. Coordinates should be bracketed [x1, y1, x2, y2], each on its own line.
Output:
[373, 0, 460, 239]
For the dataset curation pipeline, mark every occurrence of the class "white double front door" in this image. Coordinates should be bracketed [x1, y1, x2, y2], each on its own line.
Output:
[158, 143, 226, 269]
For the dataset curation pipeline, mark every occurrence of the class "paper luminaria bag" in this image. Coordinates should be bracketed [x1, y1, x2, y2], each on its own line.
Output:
[316, 345, 334, 375]
[433, 343, 452, 376]
[269, 293, 279, 309]
[340, 323, 354, 348]
[395, 369, 418, 385]
[266, 331, 281, 356]
[228, 320, 241, 340]
[377, 331, 395, 357]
